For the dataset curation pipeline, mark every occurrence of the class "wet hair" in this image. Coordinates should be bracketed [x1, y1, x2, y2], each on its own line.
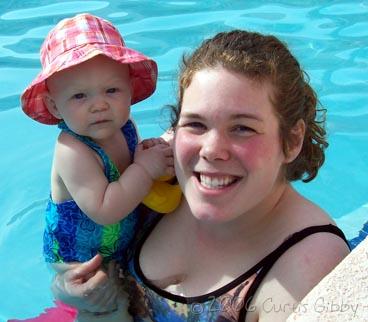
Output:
[169, 30, 328, 183]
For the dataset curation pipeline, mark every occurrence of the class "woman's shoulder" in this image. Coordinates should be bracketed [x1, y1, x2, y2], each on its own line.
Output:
[271, 224, 350, 281]
[280, 185, 338, 228]
[248, 187, 350, 320]
[251, 222, 350, 321]
[279, 188, 350, 293]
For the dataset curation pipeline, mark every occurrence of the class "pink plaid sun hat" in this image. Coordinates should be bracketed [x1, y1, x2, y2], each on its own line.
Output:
[21, 13, 157, 124]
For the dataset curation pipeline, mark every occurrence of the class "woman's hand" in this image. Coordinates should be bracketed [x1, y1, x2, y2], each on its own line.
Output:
[51, 254, 118, 313]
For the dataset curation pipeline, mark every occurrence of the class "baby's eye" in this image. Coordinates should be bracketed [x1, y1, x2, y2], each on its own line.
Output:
[106, 88, 118, 94]
[72, 93, 85, 100]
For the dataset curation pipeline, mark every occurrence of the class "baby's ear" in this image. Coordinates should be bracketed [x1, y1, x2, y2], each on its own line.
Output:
[284, 119, 305, 163]
[43, 92, 62, 120]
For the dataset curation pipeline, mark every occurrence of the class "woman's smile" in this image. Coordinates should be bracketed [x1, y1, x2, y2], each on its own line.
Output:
[194, 172, 241, 190]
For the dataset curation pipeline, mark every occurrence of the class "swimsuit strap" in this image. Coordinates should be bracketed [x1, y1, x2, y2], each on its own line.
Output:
[121, 119, 139, 156]
[239, 224, 350, 320]
[58, 120, 138, 181]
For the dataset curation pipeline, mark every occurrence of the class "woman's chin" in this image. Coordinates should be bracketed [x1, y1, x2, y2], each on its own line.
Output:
[190, 205, 232, 224]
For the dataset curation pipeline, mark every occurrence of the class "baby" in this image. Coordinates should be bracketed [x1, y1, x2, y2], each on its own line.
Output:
[21, 13, 177, 310]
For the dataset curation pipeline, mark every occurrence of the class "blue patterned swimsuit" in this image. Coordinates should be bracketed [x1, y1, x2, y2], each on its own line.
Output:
[43, 120, 140, 265]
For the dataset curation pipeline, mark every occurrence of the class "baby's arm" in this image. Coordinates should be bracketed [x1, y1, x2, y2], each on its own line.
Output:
[55, 132, 172, 225]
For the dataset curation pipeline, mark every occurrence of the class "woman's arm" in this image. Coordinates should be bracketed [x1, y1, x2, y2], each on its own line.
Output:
[51, 254, 117, 313]
[250, 233, 349, 322]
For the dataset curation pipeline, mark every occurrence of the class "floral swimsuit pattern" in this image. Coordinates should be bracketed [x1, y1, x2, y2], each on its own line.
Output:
[43, 119, 140, 265]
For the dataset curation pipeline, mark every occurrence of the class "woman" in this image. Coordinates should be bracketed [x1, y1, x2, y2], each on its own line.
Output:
[51, 30, 350, 321]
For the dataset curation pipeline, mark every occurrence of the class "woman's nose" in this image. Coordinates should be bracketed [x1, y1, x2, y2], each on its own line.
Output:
[199, 130, 230, 161]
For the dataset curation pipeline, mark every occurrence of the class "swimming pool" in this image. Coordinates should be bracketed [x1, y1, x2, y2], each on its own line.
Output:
[1, 1, 367, 320]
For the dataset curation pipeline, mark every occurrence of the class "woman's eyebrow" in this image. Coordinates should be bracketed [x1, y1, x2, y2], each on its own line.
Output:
[180, 112, 263, 122]
[231, 113, 263, 122]
[179, 112, 203, 119]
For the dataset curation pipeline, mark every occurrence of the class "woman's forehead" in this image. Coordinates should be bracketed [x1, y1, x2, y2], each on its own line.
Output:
[181, 67, 275, 118]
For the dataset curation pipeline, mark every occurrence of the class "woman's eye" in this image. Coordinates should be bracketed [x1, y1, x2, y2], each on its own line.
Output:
[72, 93, 85, 100]
[232, 125, 255, 133]
[185, 122, 206, 130]
[106, 88, 118, 94]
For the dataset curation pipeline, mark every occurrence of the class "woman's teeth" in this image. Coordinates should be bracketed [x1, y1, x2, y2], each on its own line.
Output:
[199, 174, 237, 189]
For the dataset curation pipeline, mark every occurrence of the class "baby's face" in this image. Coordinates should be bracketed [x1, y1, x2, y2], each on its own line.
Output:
[45, 55, 132, 141]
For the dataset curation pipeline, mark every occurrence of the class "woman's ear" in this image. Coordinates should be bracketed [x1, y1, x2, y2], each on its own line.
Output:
[44, 93, 62, 120]
[284, 119, 305, 163]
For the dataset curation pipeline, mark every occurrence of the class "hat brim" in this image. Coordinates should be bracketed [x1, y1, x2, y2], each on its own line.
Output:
[21, 43, 157, 125]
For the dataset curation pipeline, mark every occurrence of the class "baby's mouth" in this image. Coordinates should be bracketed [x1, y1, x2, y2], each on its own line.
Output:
[195, 172, 240, 189]
[92, 119, 110, 125]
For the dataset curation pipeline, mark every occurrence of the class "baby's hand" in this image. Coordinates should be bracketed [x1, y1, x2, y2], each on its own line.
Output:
[134, 138, 174, 179]
[140, 137, 168, 149]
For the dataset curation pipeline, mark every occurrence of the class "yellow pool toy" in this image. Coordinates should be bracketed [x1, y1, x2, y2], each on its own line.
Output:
[142, 175, 182, 213]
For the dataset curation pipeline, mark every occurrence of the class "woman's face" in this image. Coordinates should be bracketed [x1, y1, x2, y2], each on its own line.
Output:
[174, 67, 289, 223]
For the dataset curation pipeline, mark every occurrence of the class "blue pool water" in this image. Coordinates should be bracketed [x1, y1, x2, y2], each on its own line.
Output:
[1, 1, 367, 320]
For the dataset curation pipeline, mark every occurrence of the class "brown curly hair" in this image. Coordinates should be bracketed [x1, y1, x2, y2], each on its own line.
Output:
[169, 30, 328, 182]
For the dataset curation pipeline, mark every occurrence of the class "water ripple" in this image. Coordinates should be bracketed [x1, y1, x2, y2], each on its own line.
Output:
[0, 3, 367, 319]
[339, 22, 368, 37]
[0, 95, 20, 111]
[319, 2, 368, 16]
[1, 1, 109, 20]
[156, 46, 190, 72]
[328, 114, 368, 135]
[331, 68, 368, 86]
[322, 93, 368, 116]
[7, 199, 48, 226]
[0, 67, 38, 97]
[0, 25, 54, 57]
[170, 1, 197, 5]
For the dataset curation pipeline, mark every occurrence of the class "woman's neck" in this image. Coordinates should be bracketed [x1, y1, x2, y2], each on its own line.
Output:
[179, 182, 293, 246]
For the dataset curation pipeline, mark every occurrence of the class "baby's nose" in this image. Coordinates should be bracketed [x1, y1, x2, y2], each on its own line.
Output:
[90, 96, 109, 112]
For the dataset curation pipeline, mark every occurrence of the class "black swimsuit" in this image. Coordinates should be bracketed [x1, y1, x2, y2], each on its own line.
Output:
[124, 213, 349, 322]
